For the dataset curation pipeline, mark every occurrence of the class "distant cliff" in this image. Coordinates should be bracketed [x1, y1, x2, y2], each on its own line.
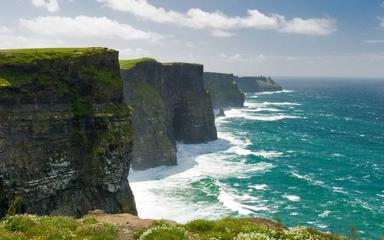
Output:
[203, 72, 245, 109]
[235, 76, 283, 92]
[0, 48, 136, 218]
[121, 59, 217, 170]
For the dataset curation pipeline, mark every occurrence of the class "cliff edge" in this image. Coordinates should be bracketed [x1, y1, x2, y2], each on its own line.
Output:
[204, 72, 245, 109]
[0, 48, 137, 218]
[121, 58, 217, 170]
[235, 76, 283, 92]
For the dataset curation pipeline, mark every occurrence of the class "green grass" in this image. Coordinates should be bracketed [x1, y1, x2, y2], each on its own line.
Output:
[119, 58, 157, 70]
[136, 218, 347, 240]
[0, 215, 120, 240]
[0, 215, 349, 240]
[0, 48, 115, 65]
[0, 78, 11, 88]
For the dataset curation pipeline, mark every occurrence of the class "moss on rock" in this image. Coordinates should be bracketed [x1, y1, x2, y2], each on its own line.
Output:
[119, 58, 157, 70]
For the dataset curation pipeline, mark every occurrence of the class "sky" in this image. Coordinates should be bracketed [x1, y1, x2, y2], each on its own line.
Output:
[1, 0, 384, 78]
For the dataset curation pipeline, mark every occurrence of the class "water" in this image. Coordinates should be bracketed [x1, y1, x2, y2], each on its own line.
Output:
[129, 79, 384, 239]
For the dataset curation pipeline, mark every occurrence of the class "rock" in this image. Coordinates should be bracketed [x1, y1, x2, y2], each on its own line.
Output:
[204, 72, 245, 108]
[121, 60, 176, 171]
[120, 59, 217, 170]
[0, 48, 137, 218]
[216, 108, 226, 117]
[235, 76, 283, 92]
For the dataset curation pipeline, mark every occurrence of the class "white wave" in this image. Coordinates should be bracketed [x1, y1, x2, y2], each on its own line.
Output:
[253, 150, 283, 159]
[261, 102, 301, 106]
[255, 90, 295, 95]
[242, 107, 282, 112]
[229, 147, 283, 159]
[130, 129, 274, 222]
[291, 172, 325, 187]
[249, 184, 268, 190]
[319, 210, 331, 218]
[218, 189, 253, 215]
[223, 109, 301, 121]
[218, 189, 269, 215]
[218, 131, 251, 147]
[283, 195, 301, 202]
[332, 186, 348, 194]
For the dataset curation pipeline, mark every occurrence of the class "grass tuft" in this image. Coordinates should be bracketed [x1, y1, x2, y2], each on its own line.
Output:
[119, 58, 157, 70]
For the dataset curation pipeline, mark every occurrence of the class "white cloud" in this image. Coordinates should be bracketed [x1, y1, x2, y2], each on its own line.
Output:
[19, 16, 162, 41]
[0, 33, 65, 49]
[281, 18, 337, 36]
[0, 26, 12, 34]
[97, 0, 337, 36]
[119, 48, 150, 58]
[381, 17, 384, 28]
[210, 30, 234, 38]
[31, 0, 60, 12]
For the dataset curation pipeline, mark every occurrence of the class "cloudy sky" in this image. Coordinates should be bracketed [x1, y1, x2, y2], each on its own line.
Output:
[1, 0, 384, 78]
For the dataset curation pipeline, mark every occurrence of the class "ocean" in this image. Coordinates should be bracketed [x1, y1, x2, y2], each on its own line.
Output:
[129, 79, 384, 239]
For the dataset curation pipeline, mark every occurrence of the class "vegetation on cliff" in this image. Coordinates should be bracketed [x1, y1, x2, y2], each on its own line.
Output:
[0, 48, 114, 64]
[120, 58, 157, 70]
[0, 47, 136, 218]
[135, 219, 346, 240]
[0, 214, 347, 240]
[0, 215, 119, 240]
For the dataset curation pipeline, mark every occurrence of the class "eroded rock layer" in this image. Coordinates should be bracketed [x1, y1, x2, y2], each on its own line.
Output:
[0, 48, 136, 218]
[235, 76, 283, 92]
[121, 59, 217, 170]
[203, 72, 245, 108]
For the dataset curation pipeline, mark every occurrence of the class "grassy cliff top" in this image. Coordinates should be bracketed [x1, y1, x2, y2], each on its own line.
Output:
[119, 58, 204, 70]
[0, 214, 348, 240]
[119, 58, 157, 70]
[162, 62, 203, 67]
[0, 47, 115, 65]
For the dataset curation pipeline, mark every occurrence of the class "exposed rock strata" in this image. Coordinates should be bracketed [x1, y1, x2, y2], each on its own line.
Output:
[235, 76, 283, 92]
[121, 59, 217, 170]
[203, 72, 245, 108]
[0, 48, 136, 218]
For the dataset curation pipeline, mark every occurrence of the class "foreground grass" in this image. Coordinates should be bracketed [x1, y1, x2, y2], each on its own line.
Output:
[134, 218, 347, 240]
[0, 215, 119, 240]
[0, 215, 348, 240]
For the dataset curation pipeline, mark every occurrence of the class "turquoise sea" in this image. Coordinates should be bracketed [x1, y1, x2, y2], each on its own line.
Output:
[130, 79, 384, 239]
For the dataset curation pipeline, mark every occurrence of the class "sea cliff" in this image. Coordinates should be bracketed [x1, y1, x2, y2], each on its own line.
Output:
[203, 72, 245, 109]
[121, 58, 217, 170]
[0, 48, 136, 218]
[235, 76, 283, 92]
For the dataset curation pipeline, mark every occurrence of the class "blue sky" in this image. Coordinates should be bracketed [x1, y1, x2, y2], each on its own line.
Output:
[1, 0, 384, 78]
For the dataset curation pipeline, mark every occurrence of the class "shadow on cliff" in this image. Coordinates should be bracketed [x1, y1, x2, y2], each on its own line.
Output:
[128, 137, 232, 182]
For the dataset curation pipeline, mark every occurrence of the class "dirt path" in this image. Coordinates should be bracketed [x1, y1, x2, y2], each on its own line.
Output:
[88, 210, 155, 239]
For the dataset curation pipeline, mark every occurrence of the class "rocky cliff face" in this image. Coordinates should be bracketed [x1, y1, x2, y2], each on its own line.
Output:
[0, 48, 136, 218]
[203, 72, 245, 108]
[235, 76, 283, 92]
[121, 59, 217, 170]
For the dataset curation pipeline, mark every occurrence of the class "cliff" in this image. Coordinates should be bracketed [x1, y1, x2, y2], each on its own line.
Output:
[0, 48, 137, 218]
[203, 72, 245, 108]
[235, 76, 283, 92]
[121, 59, 217, 170]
